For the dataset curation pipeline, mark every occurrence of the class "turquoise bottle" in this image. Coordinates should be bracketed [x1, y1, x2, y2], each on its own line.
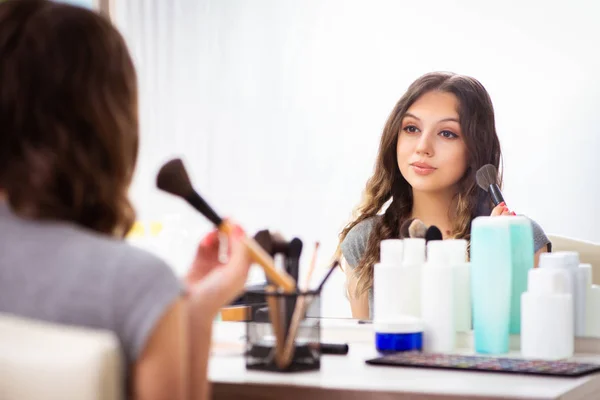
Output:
[470, 216, 512, 354]
[508, 217, 534, 334]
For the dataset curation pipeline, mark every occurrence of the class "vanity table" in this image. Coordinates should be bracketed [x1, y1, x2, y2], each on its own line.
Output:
[209, 319, 600, 400]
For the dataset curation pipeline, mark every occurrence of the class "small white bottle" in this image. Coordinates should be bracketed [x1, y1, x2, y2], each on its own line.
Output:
[540, 251, 587, 336]
[559, 252, 587, 337]
[443, 239, 470, 333]
[521, 267, 573, 359]
[538, 253, 576, 333]
[421, 240, 455, 353]
[587, 284, 600, 337]
[397, 238, 425, 318]
[580, 264, 593, 337]
[373, 240, 404, 322]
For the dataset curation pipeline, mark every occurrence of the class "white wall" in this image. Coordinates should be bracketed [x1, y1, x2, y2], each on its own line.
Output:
[115, 0, 600, 318]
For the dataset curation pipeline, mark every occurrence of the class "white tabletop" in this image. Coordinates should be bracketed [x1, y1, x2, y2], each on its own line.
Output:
[209, 319, 600, 399]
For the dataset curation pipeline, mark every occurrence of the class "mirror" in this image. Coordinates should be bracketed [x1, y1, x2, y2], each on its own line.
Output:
[114, 1, 600, 337]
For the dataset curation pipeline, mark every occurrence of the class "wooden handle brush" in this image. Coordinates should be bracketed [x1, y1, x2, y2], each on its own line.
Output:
[156, 158, 296, 292]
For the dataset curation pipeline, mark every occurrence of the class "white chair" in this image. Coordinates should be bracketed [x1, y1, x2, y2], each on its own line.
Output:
[548, 234, 600, 285]
[0, 313, 123, 400]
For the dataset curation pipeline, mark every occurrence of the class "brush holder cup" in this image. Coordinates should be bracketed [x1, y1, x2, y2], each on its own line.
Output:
[245, 289, 321, 372]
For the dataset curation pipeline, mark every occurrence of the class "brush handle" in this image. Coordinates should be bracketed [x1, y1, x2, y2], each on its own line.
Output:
[266, 286, 285, 368]
[219, 221, 296, 292]
[489, 184, 505, 206]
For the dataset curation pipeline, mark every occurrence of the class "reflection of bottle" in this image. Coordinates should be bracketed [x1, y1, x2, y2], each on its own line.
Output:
[556, 252, 587, 337]
[538, 253, 577, 335]
[443, 240, 470, 333]
[470, 216, 512, 354]
[373, 240, 404, 321]
[507, 217, 534, 335]
[421, 241, 455, 352]
[373, 239, 423, 322]
[521, 267, 573, 359]
[580, 264, 600, 337]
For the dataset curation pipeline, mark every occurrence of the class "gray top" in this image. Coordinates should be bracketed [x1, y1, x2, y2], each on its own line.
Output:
[341, 215, 551, 319]
[0, 201, 183, 367]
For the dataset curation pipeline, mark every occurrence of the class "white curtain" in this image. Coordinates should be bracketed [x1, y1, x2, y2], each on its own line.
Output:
[114, 0, 600, 318]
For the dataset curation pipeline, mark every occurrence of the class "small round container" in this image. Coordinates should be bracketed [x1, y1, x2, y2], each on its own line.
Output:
[375, 317, 424, 353]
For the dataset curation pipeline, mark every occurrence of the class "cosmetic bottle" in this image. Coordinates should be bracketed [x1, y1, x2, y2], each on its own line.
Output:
[374, 238, 424, 322]
[521, 267, 573, 359]
[470, 216, 512, 354]
[507, 217, 534, 335]
[442, 239, 471, 333]
[373, 240, 404, 322]
[538, 253, 578, 334]
[421, 241, 455, 352]
[556, 252, 587, 337]
[580, 264, 600, 337]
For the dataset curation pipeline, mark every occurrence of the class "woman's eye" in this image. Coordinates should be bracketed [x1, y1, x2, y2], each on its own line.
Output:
[439, 130, 458, 139]
[403, 125, 419, 134]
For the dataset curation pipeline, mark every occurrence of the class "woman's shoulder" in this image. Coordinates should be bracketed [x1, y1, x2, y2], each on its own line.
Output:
[340, 216, 381, 268]
[524, 216, 551, 252]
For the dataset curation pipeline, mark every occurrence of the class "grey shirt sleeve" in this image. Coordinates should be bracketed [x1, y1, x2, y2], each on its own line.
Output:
[111, 248, 184, 364]
[341, 217, 378, 269]
[529, 218, 551, 253]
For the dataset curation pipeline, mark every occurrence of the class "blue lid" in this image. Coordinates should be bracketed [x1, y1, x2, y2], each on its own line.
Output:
[375, 331, 423, 353]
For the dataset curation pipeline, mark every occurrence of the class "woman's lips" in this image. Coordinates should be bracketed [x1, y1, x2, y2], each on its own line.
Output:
[410, 162, 436, 176]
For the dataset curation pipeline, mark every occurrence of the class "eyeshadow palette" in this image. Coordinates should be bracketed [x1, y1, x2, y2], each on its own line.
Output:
[365, 352, 600, 377]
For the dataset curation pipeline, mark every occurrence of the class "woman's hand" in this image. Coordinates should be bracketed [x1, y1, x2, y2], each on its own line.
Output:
[490, 201, 516, 217]
[186, 223, 252, 318]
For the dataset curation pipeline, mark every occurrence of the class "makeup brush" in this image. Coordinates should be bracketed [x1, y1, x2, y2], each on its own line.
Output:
[279, 243, 321, 367]
[408, 219, 427, 239]
[156, 158, 296, 292]
[281, 258, 339, 367]
[425, 225, 443, 242]
[400, 218, 415, 239]
[476, 164, 505, 206]
[265, 285, 285, 367]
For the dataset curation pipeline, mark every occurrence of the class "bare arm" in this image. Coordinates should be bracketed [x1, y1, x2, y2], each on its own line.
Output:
[343, 258, 370, 319]
[534, 244, 549, 268]
[133, 298, 187, 400]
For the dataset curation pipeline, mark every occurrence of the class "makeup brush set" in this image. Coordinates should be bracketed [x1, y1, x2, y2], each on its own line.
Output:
[156, 158, 340, 372]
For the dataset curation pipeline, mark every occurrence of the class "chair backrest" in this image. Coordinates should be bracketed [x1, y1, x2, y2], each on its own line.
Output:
[0, 313, 123, 400]
[548, 234, 600, 285]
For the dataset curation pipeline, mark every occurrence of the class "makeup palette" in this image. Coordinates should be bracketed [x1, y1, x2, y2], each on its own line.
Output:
[366, 352, 600, 377]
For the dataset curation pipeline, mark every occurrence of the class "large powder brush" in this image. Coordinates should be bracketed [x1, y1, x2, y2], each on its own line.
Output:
[476, 164, 505, 206]
[156, 158, 296, 292]
[408, 219, 427, 239]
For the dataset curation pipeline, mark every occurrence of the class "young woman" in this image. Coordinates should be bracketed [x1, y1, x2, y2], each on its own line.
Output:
[0, 1, 249, 399]
[337, 72, 550, 319]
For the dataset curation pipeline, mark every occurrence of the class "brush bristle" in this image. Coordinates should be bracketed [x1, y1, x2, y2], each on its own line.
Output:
[408, 219, 427, 239]
[425, 225, 443, 242]
[476, 164, 498, 192]
[156, 158, 223, 226]
[400, 218, 415, 238]
[156, 158, 193, 198]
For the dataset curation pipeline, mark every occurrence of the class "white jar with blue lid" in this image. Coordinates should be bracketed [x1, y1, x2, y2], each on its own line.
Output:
[374, 316, 424, 353]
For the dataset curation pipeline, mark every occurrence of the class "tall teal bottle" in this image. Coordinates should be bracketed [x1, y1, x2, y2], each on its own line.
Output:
[470, 216, 512, 354]
[508, 217, 534, 334]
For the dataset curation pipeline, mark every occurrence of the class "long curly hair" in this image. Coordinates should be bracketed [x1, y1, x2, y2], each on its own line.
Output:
[0, 0, 138, 237]
[337, 72, 502, 296]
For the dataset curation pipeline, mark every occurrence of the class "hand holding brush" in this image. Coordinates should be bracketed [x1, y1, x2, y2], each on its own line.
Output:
[156, 158, 296, 292]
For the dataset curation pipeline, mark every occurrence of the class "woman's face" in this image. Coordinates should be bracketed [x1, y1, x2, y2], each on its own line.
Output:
[396, 90, 468, 194]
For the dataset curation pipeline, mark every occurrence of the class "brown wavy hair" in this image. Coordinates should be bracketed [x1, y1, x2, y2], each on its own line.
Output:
[337, 72, 502, 296]
[0, 0, 138, 237]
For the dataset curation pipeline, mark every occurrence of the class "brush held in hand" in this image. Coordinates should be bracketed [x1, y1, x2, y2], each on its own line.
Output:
[156, 158, 222, 225]
[475, 164, 505, 206]
[156, 158, 296, 292]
